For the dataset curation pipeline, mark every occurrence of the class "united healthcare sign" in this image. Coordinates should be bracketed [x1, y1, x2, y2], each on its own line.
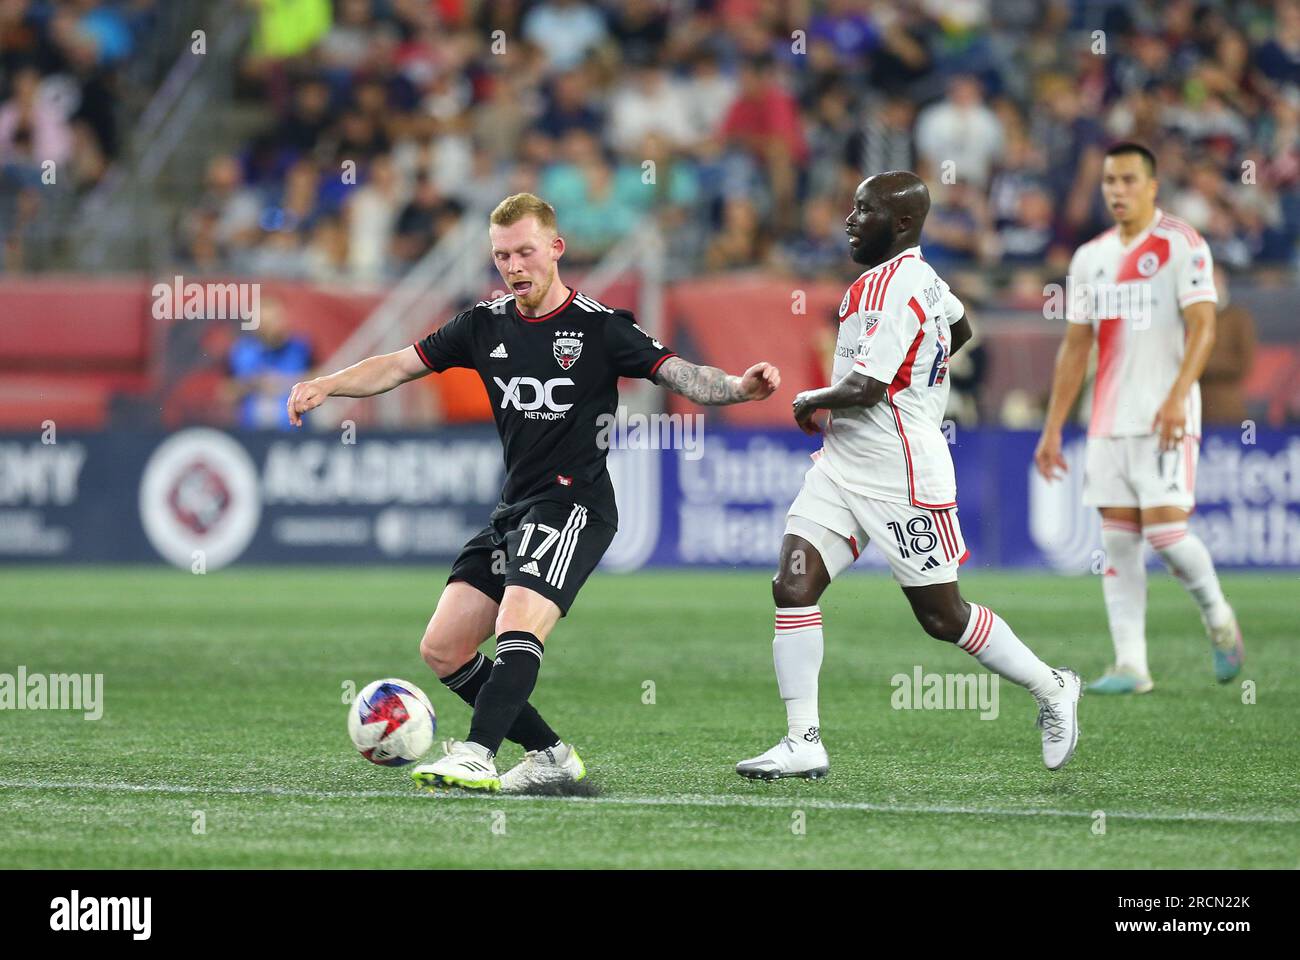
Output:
[0, 427, 1296, 571]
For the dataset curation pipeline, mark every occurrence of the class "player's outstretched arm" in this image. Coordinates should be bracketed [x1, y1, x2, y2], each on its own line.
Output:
[654, 356, 780, 405]
[1033, 322, 1095, 480]
[791, 369, 886, 435]
[286, 346, 429, 426]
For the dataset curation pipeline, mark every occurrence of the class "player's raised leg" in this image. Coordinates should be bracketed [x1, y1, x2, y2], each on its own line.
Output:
[415, 500, 613, 793]
[414, 585, 561, 792]
[1090, 506, 1155, 694]
[736, 524, 844, 780]
[484, 585, 586, 794]
[903, 581, 1082, 770]
[1142, 505, 1242, 682]
[417, 580, 565, 754]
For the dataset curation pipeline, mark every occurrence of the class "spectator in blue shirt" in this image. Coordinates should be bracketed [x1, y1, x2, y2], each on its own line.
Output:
[226, 296, 313, 430]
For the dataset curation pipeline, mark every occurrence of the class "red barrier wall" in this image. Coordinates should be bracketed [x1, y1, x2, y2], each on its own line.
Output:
[2, 275, 1292, 430]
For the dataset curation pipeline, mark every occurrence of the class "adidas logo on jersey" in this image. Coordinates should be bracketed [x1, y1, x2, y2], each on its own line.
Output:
[520, 560, 541, 576]
[921, 556, 940, 570]
[490, 342, 509, 359]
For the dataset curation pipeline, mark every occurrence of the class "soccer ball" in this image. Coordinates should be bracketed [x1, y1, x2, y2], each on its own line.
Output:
[348, 678, 437, 766]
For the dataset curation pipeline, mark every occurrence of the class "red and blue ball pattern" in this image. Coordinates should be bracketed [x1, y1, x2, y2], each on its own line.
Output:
[350, 680, 436, 766]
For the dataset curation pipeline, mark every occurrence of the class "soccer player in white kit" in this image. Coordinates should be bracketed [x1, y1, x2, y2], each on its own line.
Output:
[736, 172, 1083, 779]
[1035, 142, 1243, 694]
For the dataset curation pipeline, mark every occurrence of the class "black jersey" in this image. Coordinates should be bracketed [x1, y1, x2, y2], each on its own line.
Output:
[413, 287, 676, 526]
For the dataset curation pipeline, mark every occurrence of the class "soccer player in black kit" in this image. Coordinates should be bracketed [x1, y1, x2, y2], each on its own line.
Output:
[288, 194, 780, 792]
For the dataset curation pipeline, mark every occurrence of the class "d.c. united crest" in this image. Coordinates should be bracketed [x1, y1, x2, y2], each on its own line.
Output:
[553, 330, 584, 369]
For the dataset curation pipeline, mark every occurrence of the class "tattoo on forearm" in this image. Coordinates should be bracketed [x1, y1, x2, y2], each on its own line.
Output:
[656, 357, 747, 405]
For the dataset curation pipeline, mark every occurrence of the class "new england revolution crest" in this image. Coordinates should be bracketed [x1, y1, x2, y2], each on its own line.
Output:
[553, 330, 584, 370]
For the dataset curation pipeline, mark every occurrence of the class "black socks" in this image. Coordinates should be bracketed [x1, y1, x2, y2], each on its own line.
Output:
[466, 632, 546, 757]
[441, 637, 556, 755]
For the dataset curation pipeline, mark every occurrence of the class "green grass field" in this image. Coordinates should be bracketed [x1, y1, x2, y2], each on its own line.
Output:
[1, 567, 1296, 869]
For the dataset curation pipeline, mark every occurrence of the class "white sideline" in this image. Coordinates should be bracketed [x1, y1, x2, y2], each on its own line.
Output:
[0, 778, 1294, 825]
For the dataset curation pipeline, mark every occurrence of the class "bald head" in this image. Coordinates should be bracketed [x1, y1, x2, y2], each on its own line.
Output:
[865, 171, 930, 234]
[844, 171, 931, 266]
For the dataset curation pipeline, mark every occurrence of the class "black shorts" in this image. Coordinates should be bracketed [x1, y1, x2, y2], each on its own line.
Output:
[447, 500, 616, 617]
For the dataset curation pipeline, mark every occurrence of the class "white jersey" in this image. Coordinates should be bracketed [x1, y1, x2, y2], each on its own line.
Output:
[1067, 208, 1217, 438]
[820, 246, 964, 509]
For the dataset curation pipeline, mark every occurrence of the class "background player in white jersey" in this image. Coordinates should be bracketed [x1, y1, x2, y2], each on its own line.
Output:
[1034, 142, 1243, 694]
[736, 172, 1082, 780]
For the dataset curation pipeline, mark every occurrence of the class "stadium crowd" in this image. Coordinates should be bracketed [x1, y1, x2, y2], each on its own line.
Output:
[163, 0, 1300, 296]
[0, 0, 162, 268]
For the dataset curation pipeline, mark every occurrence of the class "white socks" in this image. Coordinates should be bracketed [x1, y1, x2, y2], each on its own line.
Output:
[774, 602, 1061, 726]
[1098, 518, 1233, 676]
[1101, 518, 1150, 676]
[956, 603, 1060, 700]
[773, 606, 822, 742]
[1145, 522, 1233, 630]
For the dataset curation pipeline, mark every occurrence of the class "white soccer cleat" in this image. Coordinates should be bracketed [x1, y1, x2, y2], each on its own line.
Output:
[499, 743, 587, 794]
[736, 736, 830, 781]
[1036, 668, 1082, 771]
[411, 740, 500, 792]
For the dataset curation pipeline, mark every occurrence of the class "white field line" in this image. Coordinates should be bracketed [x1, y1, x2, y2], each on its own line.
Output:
[0, 778, 1295, 825]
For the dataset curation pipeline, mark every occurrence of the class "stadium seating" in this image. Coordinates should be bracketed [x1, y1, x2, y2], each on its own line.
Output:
[0, 279, 153, 429]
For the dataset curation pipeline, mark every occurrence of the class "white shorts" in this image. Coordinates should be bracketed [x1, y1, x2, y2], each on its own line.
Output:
[1082, 434, 1198, 511]
[786, 459, 968, 587]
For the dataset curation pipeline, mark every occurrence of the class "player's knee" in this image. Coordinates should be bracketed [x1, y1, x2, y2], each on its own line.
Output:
[419, 628, 470, 677]
[772, 571, 820, 608]
[915, 607, 964, 644]
[494, 590, 558, 642]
